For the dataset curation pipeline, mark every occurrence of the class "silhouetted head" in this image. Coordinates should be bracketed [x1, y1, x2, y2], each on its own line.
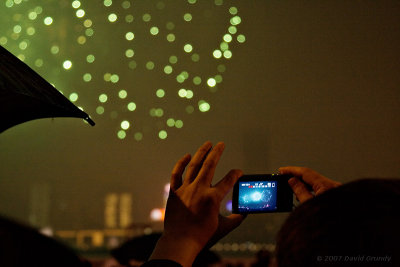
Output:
[276, 178, 400, 267]
[0, 216, 90, 267]
[112, 232, 221, 267]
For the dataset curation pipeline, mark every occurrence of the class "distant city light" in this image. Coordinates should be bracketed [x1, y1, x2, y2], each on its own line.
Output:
[40, 227, 54, 237]
[226, 200, 232, 212]
[150, 208, 165, 221]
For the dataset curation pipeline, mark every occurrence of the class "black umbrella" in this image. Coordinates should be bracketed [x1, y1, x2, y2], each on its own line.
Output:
[0, 45, 95, 133]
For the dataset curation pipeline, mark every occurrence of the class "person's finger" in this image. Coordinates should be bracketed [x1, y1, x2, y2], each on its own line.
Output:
[183, 141, 213, 185]
[288, 177, 313, 203]
[280, 166, 341, 194]
[279, 166, 317, 177]
[214, 169, 243, 200]
[170, 154, 191, 191]
[280, 166, 329, 186]
[197, 142, 225, 186]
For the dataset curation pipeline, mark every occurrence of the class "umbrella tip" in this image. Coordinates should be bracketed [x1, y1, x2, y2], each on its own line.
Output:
[85, 116, 95, 126]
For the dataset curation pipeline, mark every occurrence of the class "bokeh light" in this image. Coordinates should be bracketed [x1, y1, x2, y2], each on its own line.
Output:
[63, 60, 72, 70]
[127, 102, 136, 111]
[158, 130, 167, 140]
[198, 100, 211, 112]
[125, 32, 134, 41]
[207, 78, 217, 87]
[120, 120, 130, 130]
[183, 44, 193, 53]
[156, 89, 165, 98]
[0, 1, 246, 141]
[118, 90, 127, 99]
[108, 13, 117, 22]
[72, 1, 81, 9]
[117, 130, 126, 139]
[183, 13, 192, 22]
[69, 93, 78, 102]
[150, 27, 159, 35]
[43, 17, 53, 25]
[99, 94, 108, 103]
[103, 0, 112, 7]
[76, 9, 85, 18]
[150, 208, 165, 221]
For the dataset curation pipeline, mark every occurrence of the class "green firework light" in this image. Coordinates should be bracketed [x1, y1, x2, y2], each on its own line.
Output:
[1, 0, 246, 140]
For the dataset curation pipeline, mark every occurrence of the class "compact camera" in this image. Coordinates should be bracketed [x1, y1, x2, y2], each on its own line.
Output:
[232, 174, 294, 214]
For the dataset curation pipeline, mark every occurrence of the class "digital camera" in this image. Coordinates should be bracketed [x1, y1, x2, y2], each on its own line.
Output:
[232, 174, 293, 214]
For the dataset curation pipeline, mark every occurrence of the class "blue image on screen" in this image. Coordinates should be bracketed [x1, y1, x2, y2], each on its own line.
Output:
[238, 180, 278, 212]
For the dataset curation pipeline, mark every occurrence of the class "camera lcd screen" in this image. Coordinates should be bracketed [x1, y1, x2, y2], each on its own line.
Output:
[237, 180, 278, 212]
[232, 174, 293, 214]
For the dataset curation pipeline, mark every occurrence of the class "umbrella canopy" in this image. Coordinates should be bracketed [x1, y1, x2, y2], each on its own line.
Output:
[0, 45, 94, 133]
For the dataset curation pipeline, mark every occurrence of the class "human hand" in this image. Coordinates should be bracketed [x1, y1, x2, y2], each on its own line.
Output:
[279, 166, 341, 203]
[149, 142, 245, 267]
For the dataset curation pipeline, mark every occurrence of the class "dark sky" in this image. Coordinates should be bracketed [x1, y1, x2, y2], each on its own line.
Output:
[1, 0, 399, 245]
